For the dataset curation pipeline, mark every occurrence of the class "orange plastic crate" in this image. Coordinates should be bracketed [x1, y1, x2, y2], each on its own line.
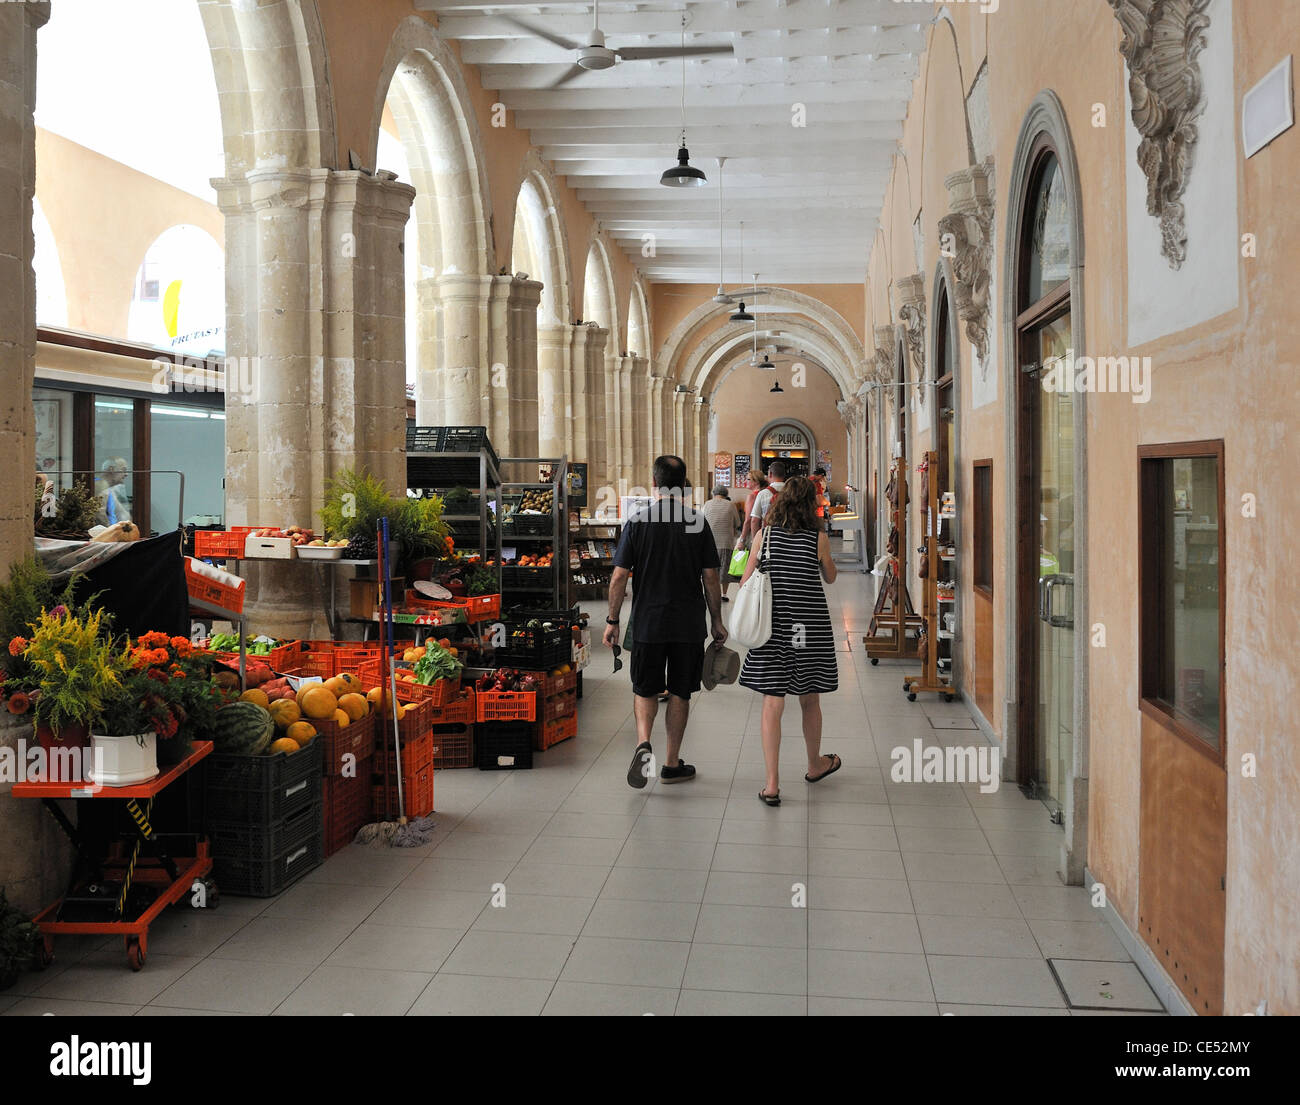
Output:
[394, 673, 461, 706]
[405, 592, 501, 623]
[323, 767, 372, 856]
[373, 726, 433, 775]
[476, 689, 537, 723]
[541, 689, 577, 723]
[428, 687, 475, 727]
[184, 559, 245, 615]
[332, 643, 383, 675]
[535, 712, 577, 751]
[308, 711, 376, 776]
[194, 526, 253, 559]
[540, 670, 578, 697]
[371, 762, 433, 820]
[431, 722, 474, 769]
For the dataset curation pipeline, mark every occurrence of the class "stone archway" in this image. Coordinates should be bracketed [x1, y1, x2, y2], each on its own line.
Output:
[579, 237, 618, 491]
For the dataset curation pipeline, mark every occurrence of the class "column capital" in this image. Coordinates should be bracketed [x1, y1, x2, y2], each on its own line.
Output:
[212, 167, 332, 216]
[436, 272, 495, 303]
[325, 171, 416, 228]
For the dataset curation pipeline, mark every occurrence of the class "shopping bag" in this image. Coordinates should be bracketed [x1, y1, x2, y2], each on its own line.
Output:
[728, 531, 772, 649]
[728, 547, 749, 577]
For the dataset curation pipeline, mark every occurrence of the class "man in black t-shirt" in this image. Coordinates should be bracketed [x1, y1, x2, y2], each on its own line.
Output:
[605, 455, 727, 788]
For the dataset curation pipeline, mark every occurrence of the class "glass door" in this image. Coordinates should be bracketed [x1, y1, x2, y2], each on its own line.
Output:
[1034, 312, 1074, 814]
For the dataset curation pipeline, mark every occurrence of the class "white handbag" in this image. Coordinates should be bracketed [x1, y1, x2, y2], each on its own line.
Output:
[729, 527, 773, 649]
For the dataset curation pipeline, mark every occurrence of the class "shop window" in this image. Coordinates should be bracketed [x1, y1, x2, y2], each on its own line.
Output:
[973, 460, 992, 595]
[150, 401, 224, 532]
[1139, 443, 1224, 755]
[93, 398, 134, 527]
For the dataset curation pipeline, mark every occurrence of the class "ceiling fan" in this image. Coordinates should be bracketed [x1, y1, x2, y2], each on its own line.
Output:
[504, 2, 733, 90]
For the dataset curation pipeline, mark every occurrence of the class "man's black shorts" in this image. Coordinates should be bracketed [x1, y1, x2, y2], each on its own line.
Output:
[630, 640, 706, 700]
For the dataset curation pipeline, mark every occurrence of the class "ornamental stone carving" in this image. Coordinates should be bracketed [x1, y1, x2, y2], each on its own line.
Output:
[939, 158, 995, 365]
[837, 394, 865, 430]
[895, 273, 927, 404]
[1109, 0, 1212, 269]
[873, 324, 897, 408]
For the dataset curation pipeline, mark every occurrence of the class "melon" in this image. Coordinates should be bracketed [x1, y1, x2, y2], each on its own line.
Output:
[268, 737, 300, 756]
[337, 693, 367, 722]
[239, 688, 270, 709]
[336, 673, 361, 691]
[331, 708, 350, 729]
[323, 675, 345, 698]
[211, 702, 275, 755]
[269, 699, 301, 728]
[301, 685, 338, 720]
[286, 721, 316, 746]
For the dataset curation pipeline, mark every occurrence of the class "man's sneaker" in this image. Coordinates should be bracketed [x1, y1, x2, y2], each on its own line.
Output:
[660, 761, 696, 784]
[627, 742, 654, 789]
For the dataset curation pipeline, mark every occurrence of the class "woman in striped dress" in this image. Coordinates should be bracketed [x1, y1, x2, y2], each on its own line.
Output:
[738, 476, 842, 805]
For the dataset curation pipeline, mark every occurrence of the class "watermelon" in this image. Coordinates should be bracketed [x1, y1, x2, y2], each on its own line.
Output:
[211, 702, 275, 755]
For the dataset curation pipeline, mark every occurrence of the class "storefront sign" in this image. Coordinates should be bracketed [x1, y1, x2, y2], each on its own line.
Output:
[713, 452, 732, 487]
[762, 425, 808, 450]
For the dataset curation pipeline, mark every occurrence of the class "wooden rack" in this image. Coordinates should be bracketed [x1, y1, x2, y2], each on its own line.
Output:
[864, 456, 923, 662]
[904, 449, 957, 702]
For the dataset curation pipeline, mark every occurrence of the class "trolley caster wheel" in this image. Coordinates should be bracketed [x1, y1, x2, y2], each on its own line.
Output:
[907, 692, 917, 702]
[870, 658, 879, 666]
[126, 936, 145, 972]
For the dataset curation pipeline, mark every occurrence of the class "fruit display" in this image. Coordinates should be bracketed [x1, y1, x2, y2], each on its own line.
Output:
[206, 633, 291, 658]
[304, 538, 349, 548]
[515, 489, 553, 514]
[211, 701, 276, 755]
[504, 547, 554, 568]
[247, 526, 317, 547]
[343, 535, 378, 560]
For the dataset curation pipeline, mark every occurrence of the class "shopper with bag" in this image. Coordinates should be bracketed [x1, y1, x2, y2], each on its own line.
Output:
[702, 484, 740, 600]
[736, 475, 840, 805]
[605, 455, 727, 789]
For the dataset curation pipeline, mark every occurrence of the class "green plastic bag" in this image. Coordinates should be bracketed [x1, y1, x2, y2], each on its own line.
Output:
[728, 548, 749, 577]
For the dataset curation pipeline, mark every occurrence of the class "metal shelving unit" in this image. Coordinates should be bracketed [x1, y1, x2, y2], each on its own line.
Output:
[406, 441, 502, 597]
[499, 456, 569, 612]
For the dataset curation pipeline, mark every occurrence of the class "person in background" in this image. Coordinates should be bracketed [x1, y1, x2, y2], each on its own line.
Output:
[735, 470, 767, 548]
[813, 467, 832, 532]
[737, 475, 841, 805]
[605, 455, 726, 789]
[702, 484, 740, 601]
[748, 459, 787, 531]
[95, 458, 131, 526]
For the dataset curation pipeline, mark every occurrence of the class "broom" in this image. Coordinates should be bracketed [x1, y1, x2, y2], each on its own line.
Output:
[354, 516, 436, 847]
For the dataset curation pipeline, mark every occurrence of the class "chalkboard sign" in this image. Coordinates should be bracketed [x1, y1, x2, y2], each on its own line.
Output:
[734, 453, 752, 485]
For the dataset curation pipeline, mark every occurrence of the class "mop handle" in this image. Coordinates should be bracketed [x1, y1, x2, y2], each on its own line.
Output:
[380, 517, 406, 821]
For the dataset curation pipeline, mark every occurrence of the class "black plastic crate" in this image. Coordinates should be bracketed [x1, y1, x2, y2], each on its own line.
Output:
[476, 721, 534, 770]
[499, 621, 570, 670]
[207, 798, 324, 864]
[439, 426, 499, 469]
[202, 740, 323, 824]
[501, 566, 554, 592]
[406, 425, 446, 452]
[211, 802, 324, 897]
[503, 512, 554, 537]
[408, 455, 485, 489]
[505, 604, 583, 627]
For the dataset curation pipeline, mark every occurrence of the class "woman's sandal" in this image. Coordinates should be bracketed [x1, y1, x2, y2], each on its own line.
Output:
[805, 753, 842, 784]
[758, 790, 781, 807]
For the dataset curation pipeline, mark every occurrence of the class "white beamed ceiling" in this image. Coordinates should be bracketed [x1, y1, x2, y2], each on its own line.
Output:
[417, 0, 931, 285]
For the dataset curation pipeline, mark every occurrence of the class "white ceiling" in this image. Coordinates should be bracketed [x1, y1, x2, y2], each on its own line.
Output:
[418, 0, 932, 285]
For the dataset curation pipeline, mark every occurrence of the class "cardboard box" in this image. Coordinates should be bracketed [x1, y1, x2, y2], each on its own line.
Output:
[350, 577, 404, 619]
[244, 535, 295, 559]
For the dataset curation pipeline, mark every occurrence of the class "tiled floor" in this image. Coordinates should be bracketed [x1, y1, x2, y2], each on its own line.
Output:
[3, 582, 1164, 1016]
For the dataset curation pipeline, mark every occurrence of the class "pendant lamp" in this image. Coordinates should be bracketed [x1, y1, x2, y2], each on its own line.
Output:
[660, 17, 706, 187]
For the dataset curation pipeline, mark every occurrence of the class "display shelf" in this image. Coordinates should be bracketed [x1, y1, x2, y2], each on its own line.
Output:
[499, 456, 569, 610]
[864, 456, 923, 662]
[904, 451, 958, 704]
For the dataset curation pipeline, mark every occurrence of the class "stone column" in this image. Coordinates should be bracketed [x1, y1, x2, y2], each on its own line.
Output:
[506, 278, 541, 456]
[485, 274, 513, 453]
[695, 397, 711, 488]
[616, 356, 633, 487]
[648, 376, 666, 466]
[413, 274, 442, 423]
[0, 0, 56, 916]
[671, 388, 687, 467]
[537, 324, 569, 460]
[432, 273, 493, 426]
[217, 167, 413, 637]
[582, 323, 609, 489]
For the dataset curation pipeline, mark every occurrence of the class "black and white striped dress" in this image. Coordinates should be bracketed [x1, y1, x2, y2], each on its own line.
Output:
[739, 526, 839, 697]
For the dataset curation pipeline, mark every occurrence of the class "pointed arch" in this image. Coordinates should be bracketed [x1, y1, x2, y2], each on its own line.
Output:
[511, 152, 572, 329]
[627, 278, 651, 359]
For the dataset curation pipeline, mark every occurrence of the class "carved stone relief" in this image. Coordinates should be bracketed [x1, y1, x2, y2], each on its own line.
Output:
[1110, 0, 1212, 269]
[939, 157, 995, 369]
[895, 273, 927, 406]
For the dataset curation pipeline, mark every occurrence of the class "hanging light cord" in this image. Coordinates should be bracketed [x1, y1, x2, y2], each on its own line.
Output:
[680, 15, 687, 145]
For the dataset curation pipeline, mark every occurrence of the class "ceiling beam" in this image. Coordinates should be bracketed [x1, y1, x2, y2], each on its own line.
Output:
[488, 80, 916, 110]
[543, 140, 899, 162]
[513, 101, 908, 128]
[478, 57, 919, 91]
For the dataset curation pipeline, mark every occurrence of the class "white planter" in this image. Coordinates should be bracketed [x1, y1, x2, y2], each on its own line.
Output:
[88, 731, 159, 787]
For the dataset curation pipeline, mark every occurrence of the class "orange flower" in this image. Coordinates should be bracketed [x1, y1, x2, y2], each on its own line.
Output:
[151, 648, 170, 665]
[8, 637, 28, 657]
[6, 692, 31, 715]
[139, 631, 169, 648]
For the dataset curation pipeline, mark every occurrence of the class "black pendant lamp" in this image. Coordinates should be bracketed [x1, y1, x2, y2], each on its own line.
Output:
[770, 379, 784, 393]
[730, 301, 753, 322]
[660, 16, 706, 187]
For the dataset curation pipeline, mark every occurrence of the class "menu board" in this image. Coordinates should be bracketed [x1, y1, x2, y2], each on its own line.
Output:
[733, 453, 752, 486]
[713, 452, 732, 487]
[567, 462, 588, 508]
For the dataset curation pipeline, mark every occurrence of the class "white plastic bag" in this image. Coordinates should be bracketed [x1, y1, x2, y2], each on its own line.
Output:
[729, 531, 773, 649]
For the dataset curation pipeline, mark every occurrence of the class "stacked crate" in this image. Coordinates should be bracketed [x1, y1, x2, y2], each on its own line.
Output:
[202, 740, 324, 897]
[534, 670, 578, 751]
[318, 712, 377, 857]
[371, 699, 435, 817]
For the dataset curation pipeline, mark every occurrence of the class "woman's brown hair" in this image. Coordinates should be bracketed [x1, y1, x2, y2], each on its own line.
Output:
[768, 475, 818, 532]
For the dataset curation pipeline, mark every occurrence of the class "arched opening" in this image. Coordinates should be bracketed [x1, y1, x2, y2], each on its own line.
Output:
[933, 281, 956, 501]
[581, 239, 617, 483]
[32, 199, 67, 328]
[127, 225, 225, 357]
[628, 281, 651, 360]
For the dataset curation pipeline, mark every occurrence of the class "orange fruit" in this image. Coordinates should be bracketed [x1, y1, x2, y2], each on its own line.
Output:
[286, 721, 316, 746]
[301, 685, 338, 720]
[332, 708, 350, 728]
[269, 736, 300, 755]
[269, 700, 301, 729]
[239, 688, 270, 709]
[336, 673, 360, 691]
[323, 675, 345, 697]
[338, 693, 367, 722]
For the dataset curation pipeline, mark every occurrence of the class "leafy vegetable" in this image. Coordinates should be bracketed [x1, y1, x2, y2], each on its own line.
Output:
[413, 643, 463, 685]
[467, 565, 498, 596]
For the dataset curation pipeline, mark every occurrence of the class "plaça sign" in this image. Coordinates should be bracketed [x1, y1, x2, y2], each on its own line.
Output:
[761, 424, 809, 450]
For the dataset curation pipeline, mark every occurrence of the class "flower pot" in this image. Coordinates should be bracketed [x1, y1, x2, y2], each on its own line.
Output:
[156, 728, 193, 767]
[88, 732, 158, 788]
[35, 722, 90, 783]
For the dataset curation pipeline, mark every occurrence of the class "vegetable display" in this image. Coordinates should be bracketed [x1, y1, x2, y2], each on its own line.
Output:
[412, 642, 463, 685]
